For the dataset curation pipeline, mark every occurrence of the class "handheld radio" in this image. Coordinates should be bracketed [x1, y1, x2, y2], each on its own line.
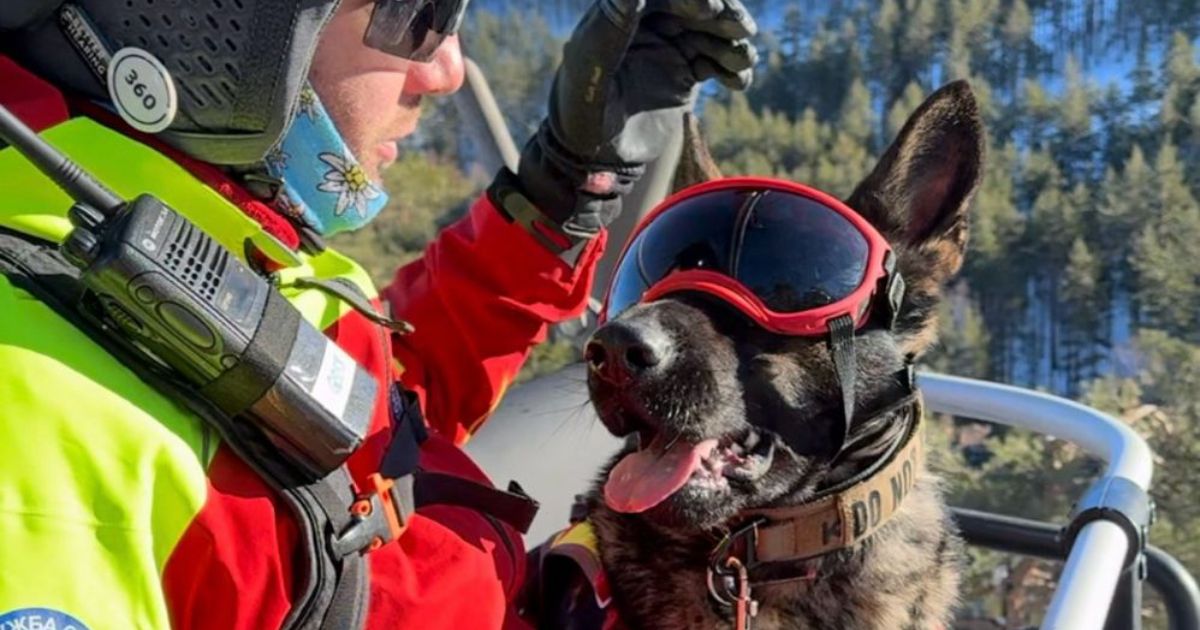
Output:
[0, 105, 375, 478]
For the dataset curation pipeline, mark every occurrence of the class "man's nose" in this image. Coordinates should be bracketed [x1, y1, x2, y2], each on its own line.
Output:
[404, 34, 465, 96]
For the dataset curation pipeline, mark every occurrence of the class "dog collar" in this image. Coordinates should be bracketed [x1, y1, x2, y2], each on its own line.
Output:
[706, 393, 924, 621]
[744, 399, 923, 563]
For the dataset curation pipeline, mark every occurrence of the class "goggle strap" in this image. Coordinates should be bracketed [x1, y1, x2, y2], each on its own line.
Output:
[828, 314, 857, 448]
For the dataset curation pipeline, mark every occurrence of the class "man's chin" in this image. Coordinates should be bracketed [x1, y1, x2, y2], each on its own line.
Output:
[375, 141, 400, 173]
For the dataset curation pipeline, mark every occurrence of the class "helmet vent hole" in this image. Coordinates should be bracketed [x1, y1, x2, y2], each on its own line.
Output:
[228, 19, 241, 32]
[176, 58, 191, 72]
[160, 14, 172, 27]
[136, 35, 149, 47]
[224, 62, 240, 81]
[200, 83, 221, 105]
[232, 0, 244, 9]
[180, 83, 205, 107]
[202, 36, 218, 53]
[219, 80, 236, 101]
[197, 55, 213, 73]
[224, 38, 238, 53]
[138, 14, 151, 27]
[156, 33, 169, 47]
[178, 32, 192, 50]
[205, 14, 219, 29]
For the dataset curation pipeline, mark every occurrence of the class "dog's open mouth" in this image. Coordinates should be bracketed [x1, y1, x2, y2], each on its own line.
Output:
[604, 428, 774, 514]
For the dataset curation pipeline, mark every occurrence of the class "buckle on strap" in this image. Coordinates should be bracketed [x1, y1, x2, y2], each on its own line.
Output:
[707, 518, 765, 607]
[332, 473, 415, 557]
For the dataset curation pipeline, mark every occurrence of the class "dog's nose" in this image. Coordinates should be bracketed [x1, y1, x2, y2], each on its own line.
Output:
[585, 321, 673, 383]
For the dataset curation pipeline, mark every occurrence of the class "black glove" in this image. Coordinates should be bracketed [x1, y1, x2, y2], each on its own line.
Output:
[491, 0, 758, 254]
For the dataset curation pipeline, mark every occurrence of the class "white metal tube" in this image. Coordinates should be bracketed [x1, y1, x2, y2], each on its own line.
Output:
[453, 57, 520, 174]
[1040, 521, 1130, 630]
[917, 373, 1153, 488]
[918, 373, 1153, 630]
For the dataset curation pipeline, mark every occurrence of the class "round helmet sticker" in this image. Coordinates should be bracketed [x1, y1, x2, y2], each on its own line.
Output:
[106, 47, 178, 133]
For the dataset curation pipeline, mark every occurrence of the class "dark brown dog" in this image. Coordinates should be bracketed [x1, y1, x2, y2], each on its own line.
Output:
[578, 81, 985, 629]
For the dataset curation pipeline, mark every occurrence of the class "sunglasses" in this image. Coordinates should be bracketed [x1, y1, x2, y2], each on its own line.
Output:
[601, 177, 901, 337]
[364, 0, 468, 62]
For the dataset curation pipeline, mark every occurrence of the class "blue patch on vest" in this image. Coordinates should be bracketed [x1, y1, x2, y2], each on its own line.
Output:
[0, 608, 89, 630]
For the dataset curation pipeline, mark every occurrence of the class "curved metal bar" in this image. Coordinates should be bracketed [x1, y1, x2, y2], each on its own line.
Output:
[1146, 546, 1200, 630]
[919, 373, 1156, 630]
[918, 373, 1153, 488]
[952, 508, 1200, 630]
[452, 57, 520, 174]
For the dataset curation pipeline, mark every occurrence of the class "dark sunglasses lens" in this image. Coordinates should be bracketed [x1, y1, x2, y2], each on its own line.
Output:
[604, 187, 871, 323]
[734, 192, 869, 312]
[365, 0, 459, 61]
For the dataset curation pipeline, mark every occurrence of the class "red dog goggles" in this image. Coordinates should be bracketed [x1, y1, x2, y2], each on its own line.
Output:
[601, 177, 904, 337]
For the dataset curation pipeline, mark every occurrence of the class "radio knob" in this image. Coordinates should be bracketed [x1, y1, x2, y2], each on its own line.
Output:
[62, 228, 99, 267]
[67, 203, 107, 232]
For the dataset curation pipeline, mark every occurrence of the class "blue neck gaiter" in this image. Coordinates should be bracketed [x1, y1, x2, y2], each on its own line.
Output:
[264, 85, 389, 236]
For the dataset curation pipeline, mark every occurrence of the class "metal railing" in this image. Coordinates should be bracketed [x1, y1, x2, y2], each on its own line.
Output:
[952, 508, 1200, 630]
[921, 374, 1156, 630]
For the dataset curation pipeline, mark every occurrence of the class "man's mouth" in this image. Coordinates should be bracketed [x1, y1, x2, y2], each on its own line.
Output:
[603, 425, 775, 514]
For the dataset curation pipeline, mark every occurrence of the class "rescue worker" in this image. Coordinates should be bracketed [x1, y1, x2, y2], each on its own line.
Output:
[0, 0, 756, 628]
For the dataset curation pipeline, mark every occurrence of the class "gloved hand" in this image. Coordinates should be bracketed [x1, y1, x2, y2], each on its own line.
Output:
[490, 0, 758, 254]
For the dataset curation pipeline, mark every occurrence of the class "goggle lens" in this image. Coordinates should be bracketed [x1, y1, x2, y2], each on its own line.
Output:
[605, 186, 873, 329]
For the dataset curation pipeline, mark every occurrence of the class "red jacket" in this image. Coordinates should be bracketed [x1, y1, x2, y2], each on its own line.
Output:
[161, 194, 604, 629]
[2, 54, 604, 630]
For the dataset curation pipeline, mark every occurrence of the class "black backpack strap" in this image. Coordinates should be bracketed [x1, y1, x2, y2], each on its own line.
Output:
[0, 228, 368, 630]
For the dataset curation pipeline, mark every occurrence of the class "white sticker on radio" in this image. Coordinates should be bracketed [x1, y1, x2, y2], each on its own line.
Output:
[311, 341, 355, 419]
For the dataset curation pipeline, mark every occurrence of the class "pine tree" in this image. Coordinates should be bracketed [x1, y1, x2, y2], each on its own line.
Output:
[1052, 56, 1097, 184]
[885, 82, 926, 142]
[1060, 238, 1104, 390]
[1096, 145, 1156, 313]
[1000, 0, 1034, 91]
[928, 284, 991, 379]
[1130, 143, 1200, 340]
[963, 141, 1025, 381]
[838, 78, 874, 147]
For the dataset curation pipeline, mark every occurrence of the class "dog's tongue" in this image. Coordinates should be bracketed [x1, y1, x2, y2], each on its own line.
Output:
[604, 438, 719, 513]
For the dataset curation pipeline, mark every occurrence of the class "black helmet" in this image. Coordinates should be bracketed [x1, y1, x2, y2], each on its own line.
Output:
[0, 0, 340, 166]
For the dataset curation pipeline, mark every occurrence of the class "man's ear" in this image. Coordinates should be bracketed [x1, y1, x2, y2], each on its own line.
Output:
[845, 80, 985, 354]
[671, 113, 723, 194]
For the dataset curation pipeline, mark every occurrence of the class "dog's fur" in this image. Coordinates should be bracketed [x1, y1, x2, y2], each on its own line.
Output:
[581, 81, 985, 629]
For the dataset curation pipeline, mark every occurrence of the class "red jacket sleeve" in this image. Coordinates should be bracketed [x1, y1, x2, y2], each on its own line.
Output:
[382, 194, 606, 445]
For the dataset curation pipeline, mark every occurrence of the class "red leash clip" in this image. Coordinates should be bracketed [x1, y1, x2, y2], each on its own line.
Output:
[725, 556, 757, 630]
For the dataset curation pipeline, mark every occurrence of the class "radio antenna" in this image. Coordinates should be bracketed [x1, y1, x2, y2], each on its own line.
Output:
[0, 104, 124, 215]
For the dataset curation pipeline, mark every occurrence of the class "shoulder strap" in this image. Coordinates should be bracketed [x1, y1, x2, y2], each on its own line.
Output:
[0, 227, 368, 630]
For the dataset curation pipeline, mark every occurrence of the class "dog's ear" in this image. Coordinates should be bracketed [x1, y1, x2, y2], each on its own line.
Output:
[845, 80, 985, 354]
[671, 113, 723, 194]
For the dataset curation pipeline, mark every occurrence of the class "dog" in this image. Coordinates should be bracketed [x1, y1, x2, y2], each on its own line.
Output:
[554, 81, 985, 630]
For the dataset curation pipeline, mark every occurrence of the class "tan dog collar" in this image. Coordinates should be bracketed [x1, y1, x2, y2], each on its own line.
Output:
[745, 412, 924, 565]
[710, 394, 925, 577]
